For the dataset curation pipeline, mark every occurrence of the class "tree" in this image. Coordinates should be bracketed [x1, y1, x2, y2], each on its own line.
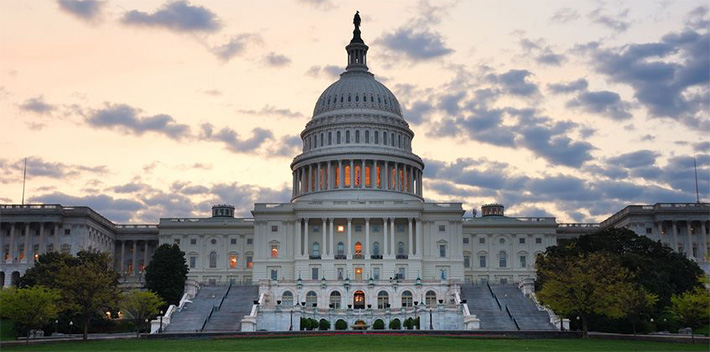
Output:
[318, 319, 330, 330]
[619, 286, 658, 335]
[389, 318, 401, 330]
[16, 252, 77, 289]
[0, 286, 60, 345]
[120, 290, 166, 337]
[334, 319, 347, 330]
[537, 252, 636, 337]
[145, 244, 188, 307]
[670, 285, 710, 330]
[56, 250, 120, 341]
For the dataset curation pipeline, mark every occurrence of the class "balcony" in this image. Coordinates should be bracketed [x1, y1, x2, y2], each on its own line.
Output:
[334, 254, 346, 260]
[396, 254, 409, 260]
[353, 254, 364, 260]
[309, 255, 321, 260]
[370, 255, 383, 259]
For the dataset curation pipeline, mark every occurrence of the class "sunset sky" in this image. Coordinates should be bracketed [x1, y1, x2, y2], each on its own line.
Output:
[0, 0, 708, 223]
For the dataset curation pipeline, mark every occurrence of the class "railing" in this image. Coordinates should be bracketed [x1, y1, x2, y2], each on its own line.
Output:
[334, 254, 346, 260]
[492, 293, 502, 310]
[396, 254, 409, 259]
[217, 282, 232, 311]
[513, 317, 521, 330]
[370, 255, 382, 259]
[309, 255, 321, 260]
[353, 254, 364, 259]
[200, 306, 215, 332]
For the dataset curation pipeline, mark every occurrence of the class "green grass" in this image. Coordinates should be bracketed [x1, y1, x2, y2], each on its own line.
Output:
[0, 319, 15, 341]
[4, 335, 708, 352]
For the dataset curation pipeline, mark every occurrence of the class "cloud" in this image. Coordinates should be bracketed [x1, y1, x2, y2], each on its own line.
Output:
[377, 27, 453, 61]
[237, 105, 304, 119]
[264, 52, 291, 67]
[29, 192, 142, 223]
[607, 150, 658, 169]
[547, 78, 589, 94]
[566, 90, 633, 120]
[2, 157, 108, 180]
[517, 125, 595, 167]
[588, 7, 631, 32]
[486, 69, 539, 97]
[297, 0, 336, 10]
[519, 38, 566, 66]
[402, 100, 433, 125]
[87, 103, 191, 139]
[57, 0, 104, 21]
[268, 135, 302, 157]
[122, 1, 221, 33]
[201, 89, 222, 96]
[306, 65, 342, 79]
[200, 123, 273, 153]
[18, 96, 56, 114]
[550, 8, 580, 23]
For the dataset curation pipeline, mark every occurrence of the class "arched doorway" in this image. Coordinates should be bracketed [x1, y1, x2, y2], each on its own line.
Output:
[354, 290, 365, 309]
[11, 271, 20, 286]
[0, 272, 4, 287]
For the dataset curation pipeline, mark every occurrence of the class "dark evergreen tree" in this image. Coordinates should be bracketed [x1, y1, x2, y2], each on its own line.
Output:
[144, 244, 188, 306]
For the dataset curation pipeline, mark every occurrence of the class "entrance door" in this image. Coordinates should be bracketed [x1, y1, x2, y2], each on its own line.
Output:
[354, 290, 365, 309]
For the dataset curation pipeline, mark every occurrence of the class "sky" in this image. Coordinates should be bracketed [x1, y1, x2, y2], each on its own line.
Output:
[0, 0, 708, 224]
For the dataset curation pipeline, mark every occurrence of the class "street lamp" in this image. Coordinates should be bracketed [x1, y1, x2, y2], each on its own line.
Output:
[289, 306, 294, 331]
[414, 301, 419, 330]
[145, 318, 149, 335]
[429, 309, 433, 330]
[54, 320, 58, 336]
[69, 321, 73, 336]
[159, 310, 164, 333]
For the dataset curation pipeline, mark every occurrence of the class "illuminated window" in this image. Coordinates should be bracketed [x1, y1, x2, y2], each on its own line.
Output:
[354, 164, 361, 186]
[345, 165, 351, 186]
[376, 165, 381, 187]
[354, 242, 362, 255]
[271, 244, 279, 258]
[230, 254, 237, 268]
[337, 225, 345, 233]
[365, 165, 371, 187]
[246, 255, 253, 269]
[335, 167, 340, 187]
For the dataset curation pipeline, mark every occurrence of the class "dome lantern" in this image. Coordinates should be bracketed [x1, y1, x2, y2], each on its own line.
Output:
[346, 11, 368, 72]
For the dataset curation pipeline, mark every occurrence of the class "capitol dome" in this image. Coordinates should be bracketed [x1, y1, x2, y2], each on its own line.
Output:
[290, 15, 424, 202]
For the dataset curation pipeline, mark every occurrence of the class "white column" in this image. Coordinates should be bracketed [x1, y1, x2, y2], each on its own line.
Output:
[8, 223, 14, 263]
[360, 160, 365, 188]
[365, 218, 370, 258]
[390, 218, 396, 256]
[53, 224, 59, 254]
[672, 221, 679, 253]
[383, 162, 388, 190]
[338, 160, 343, 188]
[143, 241, 149, 271]
[347, 218, 352, 259]
[304, 218, 309, 257]
[383, 218, 388, 256]
[350, 160, 354, 188]
[24, 224, 30, 263]
[132, 240, 137, 275]
[39, 223, 45, 254]
[329, 218, 334, 258]
[687, 222, 694, 258]
[415, 219, 422, 257]
[295, 218, 302, 257]
[322, 218, 327, 256]
[408, 218, 413, 257]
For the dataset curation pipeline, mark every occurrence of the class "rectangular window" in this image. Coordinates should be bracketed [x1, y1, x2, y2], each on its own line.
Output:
[520, 255, 527, 268]
[519, 238, 525, 244]
[397, 225, 404, 232]
[246, 256, 253, 269]
[373, 267, 380, 280]
[311, 267, 319, 280]
[439, 225, 445, 232]
[355, 225, 362, 232]
[337, 225, 345, 232]
[373, 225, 380, 232]
[189, 256, 196, 268]
[464, 256, 470, 268]
[190, 239, 197, 245]
[646, 227, 653, 234]
[231, 238, 237, 245]
[535, 238, 542, 244]
[463, 237, 469, 244]
[271, 245, 279, 258]
[479, 255, 486, 268]
[271, 225, 278, 232]
[247, 238, 253, 245]
[271, 269, 278, 280]
[64, 229, 71, 235]
[397, 267, 406, 280]
[500, 255, 507, 268]
[439, 245, 446, 257]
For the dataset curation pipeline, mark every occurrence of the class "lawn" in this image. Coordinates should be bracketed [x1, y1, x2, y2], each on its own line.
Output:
[4, 335, 708, 352]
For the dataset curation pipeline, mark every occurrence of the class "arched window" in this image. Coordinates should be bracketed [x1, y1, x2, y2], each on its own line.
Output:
[373, 242, 380, 256]
[320, 133, 324, 147]
[306, 291, 318, 307]
[499, 251, 507, 268]
[354, 242, 362, 255]
[384, 132, 388, 145]
[329, 291, 342, 309]
[365, 130, 370, 143]
[312, 242, 320, 257]
[346, 130, 350, 143]
[209, 251, 217, 268]
[344, 165, 351, 187]
[337, 242, 344, 255]
[377, 291, 389, 309]
[328, 132, 332, 145]
[355, 130, 360, 143]
[337, 131, 341, 144]
[401, 291, 413, 307]
[282, 291, 294, 306]
[398, 242, 405, 256]
[314, 134, 318, 147]
[425, 290, 437, 306]
[374, 131, 379, 144]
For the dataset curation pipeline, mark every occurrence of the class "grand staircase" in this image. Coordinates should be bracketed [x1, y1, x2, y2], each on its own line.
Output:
[203, 285, 259, 331]
[461, 284, 556, 330]
[164, 286, 229, 333]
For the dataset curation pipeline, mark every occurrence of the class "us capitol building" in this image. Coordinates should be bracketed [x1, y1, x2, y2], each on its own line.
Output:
[1, 15, 708, 332]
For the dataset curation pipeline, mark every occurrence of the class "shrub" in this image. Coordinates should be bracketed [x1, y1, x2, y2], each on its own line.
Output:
[404, 318, 414, 330]
[373, 319, 385, 330]
[335, 319, 347, 330]
[318, 319, 330, 330]
[389, 318, 401, 330]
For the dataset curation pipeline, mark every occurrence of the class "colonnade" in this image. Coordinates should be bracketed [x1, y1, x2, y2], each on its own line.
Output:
[2, 222, 68, 264]
[294, 217, 422, 260]
[650, 220, 709, 259]
[292, 159, 423, 198]
[115, 239, 158, 276]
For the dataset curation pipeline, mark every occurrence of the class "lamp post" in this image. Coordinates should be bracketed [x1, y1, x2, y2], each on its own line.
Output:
[159, 310, 164, 333]
[289, 306, 294, 331]
[429, 309, 433, 330]
[54, 320, 58, 336]
[145, 319, 149, 336]
[69, 321, 73, 336]
[414, 301, 419, 330]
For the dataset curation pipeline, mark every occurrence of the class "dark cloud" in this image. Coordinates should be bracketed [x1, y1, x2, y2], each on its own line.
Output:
[685, 6, 709, 30]
[211, 182, 290, 216]
[550, 8, 580, 23]
[87, 103, 191, 139]
[210, 34, 259, 62]
[57, 0, 104, 21]
[268, 135, 302, 157]
[237, 105, 304, 119]
[200, 123, 273, 153]
[519, 38, 566, 66]
[486, 70, 539, 97]
[402, 100, 433, 125]
[264, 52, 291, 67]
[566, 90, 633, 120]
[18, 96, 56, 115]
[588, 7, 631, 32]
[517, 125, 595, 167]
[1, 157, 108, 180]
[110, 182, 151, 194]
[122, 1, 221, 33]
[547, 78, 589, 94]
[306, 65, 342, 80]
[377, 27, 453, 61]
[28, 192, 142, 223]
[607, 150, 658, 169]
[589, 19, 709, 128]
[694, 141, 710, 152]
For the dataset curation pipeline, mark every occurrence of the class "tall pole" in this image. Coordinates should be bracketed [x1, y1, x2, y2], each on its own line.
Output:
[694, 155, 700, 203]
[21, 157, 27, 205]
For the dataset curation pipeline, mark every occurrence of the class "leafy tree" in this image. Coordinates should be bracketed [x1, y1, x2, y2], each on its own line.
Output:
[16, 252, 77, 288]
[120, 290, 165, 337]
[670, 284, 710, 329]
[56, 250, 120, 341]
[0, 286, 60, 345]
[619, 286, 658, 335]
[537, 252, 636, 337]
[145, 244, 188, 307]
